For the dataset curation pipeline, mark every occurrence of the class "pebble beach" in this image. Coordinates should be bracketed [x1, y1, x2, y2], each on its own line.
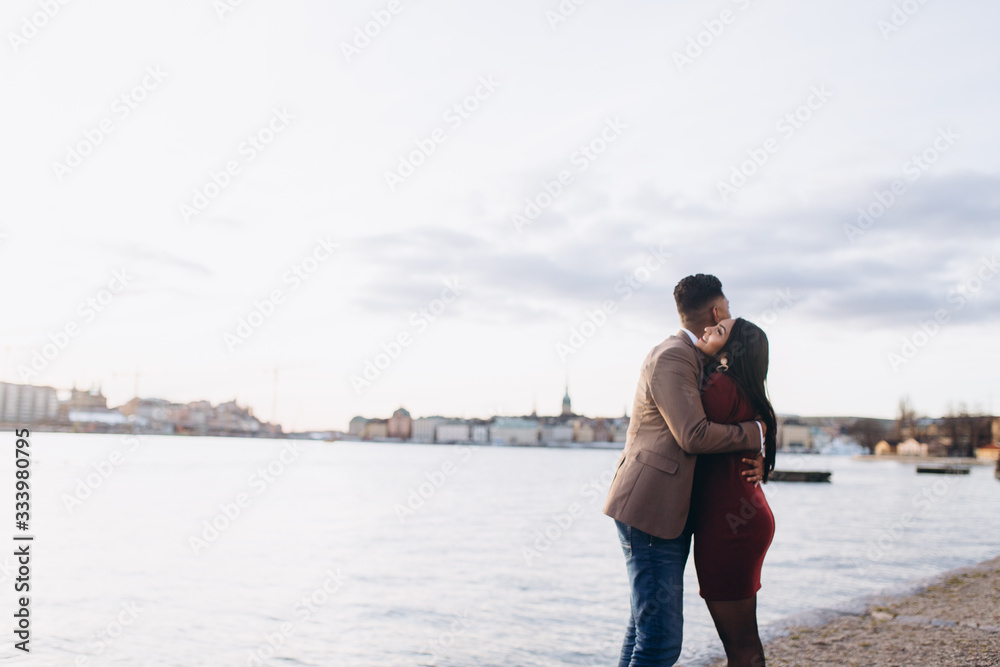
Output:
[710, 555, 1000, 666]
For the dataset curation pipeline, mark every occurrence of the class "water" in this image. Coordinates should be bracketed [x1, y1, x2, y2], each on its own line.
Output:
[3, 432, 999, 666]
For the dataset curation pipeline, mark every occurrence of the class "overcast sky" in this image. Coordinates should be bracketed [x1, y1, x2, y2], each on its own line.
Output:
[2, 0, 998, 431]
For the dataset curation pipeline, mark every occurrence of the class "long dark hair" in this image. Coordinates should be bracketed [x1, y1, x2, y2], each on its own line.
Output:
[706, 318, 777, 482]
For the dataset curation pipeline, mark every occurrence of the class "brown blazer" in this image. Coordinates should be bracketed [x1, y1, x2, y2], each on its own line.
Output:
[602, 330, 759, 540]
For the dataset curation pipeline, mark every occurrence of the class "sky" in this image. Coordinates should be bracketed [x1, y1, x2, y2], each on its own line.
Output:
[2, 0, 998, 432]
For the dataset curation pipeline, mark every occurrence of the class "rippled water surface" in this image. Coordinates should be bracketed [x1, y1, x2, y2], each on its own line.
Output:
[5, 432, 1000, 666]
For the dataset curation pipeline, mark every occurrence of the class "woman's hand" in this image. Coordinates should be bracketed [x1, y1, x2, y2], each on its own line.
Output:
[741, 453, 765, 486]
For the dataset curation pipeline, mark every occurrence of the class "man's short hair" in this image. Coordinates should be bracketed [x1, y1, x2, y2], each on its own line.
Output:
[673, 274, 724, 319]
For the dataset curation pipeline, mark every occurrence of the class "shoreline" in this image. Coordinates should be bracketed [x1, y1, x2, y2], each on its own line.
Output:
[851, 454, 991, 466]
[707, 555, 1000, 666]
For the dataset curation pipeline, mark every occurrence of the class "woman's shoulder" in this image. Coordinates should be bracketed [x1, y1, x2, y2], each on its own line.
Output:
[703, 370, 738, 395]
[701, 371, 739, 407]
[702, 371, 753, 423]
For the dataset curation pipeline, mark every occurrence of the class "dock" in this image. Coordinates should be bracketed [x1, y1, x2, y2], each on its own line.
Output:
[916, 466, 971, 475]
[769, 470, 831, 483]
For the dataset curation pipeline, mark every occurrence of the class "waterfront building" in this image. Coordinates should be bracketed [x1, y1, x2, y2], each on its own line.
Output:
[611, 416, 630, 442]
[67, 407, 129, 426]
[412, 416, 447, 443]
[975, 443, 1000, 462]
[574, 419, 595, 443]
[875, 439, 899, 455]
[364, 418, 388, 439]
[437, 421, 471, 443]
[897, 437, 928, 456]
[778, 422, 814, 452]
[471, 423, 489, 443]
[348, 416, 369, 437]
[388, 407, 412, 439]
[119, 397, 176, 427]
[0, 382, 59, 424]
[540, 424, 573, 443]
[490, 417, 539, 445]
[561, 384, 573, 417]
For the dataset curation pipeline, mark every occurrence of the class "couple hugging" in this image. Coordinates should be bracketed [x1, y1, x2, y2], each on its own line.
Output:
[603, 274, 778, 667]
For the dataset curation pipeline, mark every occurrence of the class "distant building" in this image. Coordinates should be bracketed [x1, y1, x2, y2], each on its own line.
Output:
[471, 423, 489, 443]
[874, 439, 899, 455]
[364, 418, 388, 440]
[0, 382, 59, 424]
[207, 400, 262, 434]
[574, 419, 595, 443]
[119, 397, 177, 428]
[67, 407, 128, 426]
[62, 385, 108, 410]
[976, 443, 1000, 462]
[561, 384, 573, 417]
[778, 423, 813, 452]
[540, 424, 573, 443]
[611, 416, 630, 443]
[437, 421, 471, 443]
[388, 407, 412, 439]
[897, 437, 928, 456]
[348, 416, 369, 437]
[412, 416, 447, 443]
[490, 417, 539, 445]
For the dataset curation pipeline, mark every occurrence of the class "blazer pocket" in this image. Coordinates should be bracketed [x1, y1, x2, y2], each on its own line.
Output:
[634, 449, 679, 475]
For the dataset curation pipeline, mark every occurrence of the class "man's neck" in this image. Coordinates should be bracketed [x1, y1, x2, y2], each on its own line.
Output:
[680, 322, 711, 341]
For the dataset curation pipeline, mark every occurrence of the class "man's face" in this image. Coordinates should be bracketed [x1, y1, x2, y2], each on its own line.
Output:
[711, 296, 731, 324]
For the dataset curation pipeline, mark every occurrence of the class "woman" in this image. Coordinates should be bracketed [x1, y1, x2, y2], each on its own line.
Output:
[691, 317, 777, 667]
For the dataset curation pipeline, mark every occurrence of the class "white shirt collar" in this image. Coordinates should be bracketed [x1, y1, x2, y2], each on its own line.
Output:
[680, 328, 700, 345]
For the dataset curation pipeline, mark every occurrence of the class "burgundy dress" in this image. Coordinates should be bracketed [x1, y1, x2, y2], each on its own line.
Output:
[691, 371, 775, 601]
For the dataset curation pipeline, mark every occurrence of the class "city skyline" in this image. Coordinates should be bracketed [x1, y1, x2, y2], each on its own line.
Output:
[2, 0, 998, 432]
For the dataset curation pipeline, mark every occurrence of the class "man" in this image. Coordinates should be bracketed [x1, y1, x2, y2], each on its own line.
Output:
[602, 274, 765, 666]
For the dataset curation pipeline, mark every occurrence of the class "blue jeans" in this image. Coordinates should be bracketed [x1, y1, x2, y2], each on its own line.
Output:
[615, 518, 691, 667]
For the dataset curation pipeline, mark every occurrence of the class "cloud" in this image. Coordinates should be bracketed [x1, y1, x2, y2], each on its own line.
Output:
[343, 171, 1000, 331]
